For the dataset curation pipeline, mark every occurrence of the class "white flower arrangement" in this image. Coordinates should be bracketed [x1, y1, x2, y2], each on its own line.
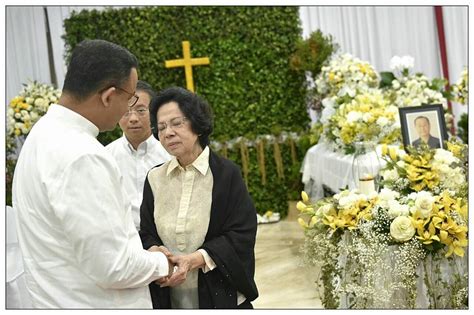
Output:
[315, 53, 379, 99]
[382, 55, 453, 131]
[7, 80, 61, 137]
[320, 89, 400, 154]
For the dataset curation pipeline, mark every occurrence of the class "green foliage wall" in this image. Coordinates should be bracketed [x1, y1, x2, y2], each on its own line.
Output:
[63, 6, 310, 216]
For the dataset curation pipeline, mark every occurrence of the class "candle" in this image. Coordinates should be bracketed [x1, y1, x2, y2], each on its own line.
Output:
[359, 175, 375, 195]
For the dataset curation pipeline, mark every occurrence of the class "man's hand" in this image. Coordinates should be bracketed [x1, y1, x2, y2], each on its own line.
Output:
[159, 251, 205, 287]
[148, 245, 174, 284]
[148, 245, 172, 257]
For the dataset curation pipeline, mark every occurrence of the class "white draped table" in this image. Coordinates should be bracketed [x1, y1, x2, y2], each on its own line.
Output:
[301, 142, 386, 200]
[335, 232, 468, 309]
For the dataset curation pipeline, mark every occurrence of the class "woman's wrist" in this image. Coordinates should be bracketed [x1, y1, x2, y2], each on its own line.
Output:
[191, 251, 206, 270]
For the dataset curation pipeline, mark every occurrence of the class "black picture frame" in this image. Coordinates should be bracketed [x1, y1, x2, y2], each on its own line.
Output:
[398, 104, 448, 149]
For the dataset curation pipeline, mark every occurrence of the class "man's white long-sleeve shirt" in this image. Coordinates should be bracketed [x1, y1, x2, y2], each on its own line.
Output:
[12, 104, 169, 308]
[106, 135, 171, 230]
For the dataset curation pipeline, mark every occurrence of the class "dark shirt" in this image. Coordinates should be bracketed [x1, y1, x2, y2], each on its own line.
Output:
[411, 135, 441, 148]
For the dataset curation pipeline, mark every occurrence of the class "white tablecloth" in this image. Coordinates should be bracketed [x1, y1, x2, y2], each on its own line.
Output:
[301, 142, 385, 200]
[6, 205, 32, 309]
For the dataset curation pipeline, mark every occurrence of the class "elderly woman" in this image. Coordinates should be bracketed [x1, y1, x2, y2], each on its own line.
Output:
[139, 87, 258, 309]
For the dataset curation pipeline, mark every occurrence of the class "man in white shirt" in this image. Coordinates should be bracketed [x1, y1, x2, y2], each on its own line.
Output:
[12, 39, 171, 309]
[106, 80, 171, 230]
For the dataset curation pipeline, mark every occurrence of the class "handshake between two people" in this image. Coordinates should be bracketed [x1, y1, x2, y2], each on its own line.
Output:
[148, 245, 205, 287]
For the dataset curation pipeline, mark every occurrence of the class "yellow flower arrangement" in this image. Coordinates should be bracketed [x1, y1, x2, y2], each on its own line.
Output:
[297, 190, 376, 231]
[380, 140, 467, 198]
[452, 68, 468, 105]
[408, 190, 468, 257]
[7, 80, 61, 138]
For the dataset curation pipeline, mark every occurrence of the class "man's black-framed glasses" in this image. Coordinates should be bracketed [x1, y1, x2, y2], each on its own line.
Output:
[114, 86, 139, 107]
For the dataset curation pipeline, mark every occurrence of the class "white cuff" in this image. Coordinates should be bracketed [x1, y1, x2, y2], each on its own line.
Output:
[149, 251, 169, 278]
[197, 249, 216, 273]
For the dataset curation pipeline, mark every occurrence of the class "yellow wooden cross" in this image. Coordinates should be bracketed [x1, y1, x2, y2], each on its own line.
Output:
[165, 41, 210, 92]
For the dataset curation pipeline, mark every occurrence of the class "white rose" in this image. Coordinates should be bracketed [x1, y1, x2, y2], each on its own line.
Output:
[14, 113, 21, 119]
[387, 200, 410, 218]
[25, 97, 34, 104]
[415, 191, 434, 218]
[390, 216, 415, 242]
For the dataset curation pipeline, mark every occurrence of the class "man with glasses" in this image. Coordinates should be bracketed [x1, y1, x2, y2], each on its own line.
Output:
[12, 39, 172, 308]
[107, 80, 171, 230]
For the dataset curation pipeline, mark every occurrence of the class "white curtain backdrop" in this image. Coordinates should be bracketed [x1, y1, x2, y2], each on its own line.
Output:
[6, 6, 468, 123]
[5, 6, 105, 103]
[299, 6, 468, 124]
[6, 7, 51, 104]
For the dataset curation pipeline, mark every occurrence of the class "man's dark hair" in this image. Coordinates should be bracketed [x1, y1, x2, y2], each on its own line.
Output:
[150, 87, 213, 148]
[136, 80, 157, 103]
[62, 39, 138, 101]
[414, 116, 430, 126]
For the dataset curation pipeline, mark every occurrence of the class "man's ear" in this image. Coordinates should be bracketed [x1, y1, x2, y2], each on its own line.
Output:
[100, 87, 115, 108]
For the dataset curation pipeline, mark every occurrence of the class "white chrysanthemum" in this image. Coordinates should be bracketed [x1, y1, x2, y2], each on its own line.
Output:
[34, 98, 45, 107]
[338, 194, 359, 209]
[378, 188, 400, 208]
[338, 86, 356, 98]
[433, 149, 458, 165]
[346, 111, 363, 123]
[376, 116, 389, 127]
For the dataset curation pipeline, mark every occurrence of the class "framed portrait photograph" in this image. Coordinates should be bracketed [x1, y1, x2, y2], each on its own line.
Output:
[398, 104, 448, 149]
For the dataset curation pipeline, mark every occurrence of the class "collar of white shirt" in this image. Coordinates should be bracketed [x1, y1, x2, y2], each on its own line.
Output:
[49, 104, 99, 138]
[123, 134, 157, 154]
[166, 146, 210, 176]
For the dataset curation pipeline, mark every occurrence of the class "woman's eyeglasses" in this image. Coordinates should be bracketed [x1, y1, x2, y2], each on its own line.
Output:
[157, 117, 188, 133]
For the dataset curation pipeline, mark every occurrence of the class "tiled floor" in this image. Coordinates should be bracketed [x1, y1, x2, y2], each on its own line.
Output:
[253, 207, 323, 309]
